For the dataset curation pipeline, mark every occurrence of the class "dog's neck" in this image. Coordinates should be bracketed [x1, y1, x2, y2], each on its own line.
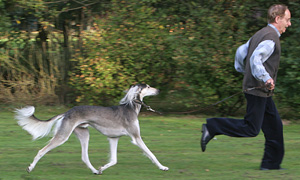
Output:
[132, 97, 142, 113]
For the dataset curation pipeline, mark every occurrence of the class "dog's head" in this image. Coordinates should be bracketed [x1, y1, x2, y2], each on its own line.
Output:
[137, 84, 159, 98]
[120, 84, 159, 106]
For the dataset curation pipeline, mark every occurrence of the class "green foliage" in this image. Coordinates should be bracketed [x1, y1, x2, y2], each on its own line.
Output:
[70, 0, 175, 105]
[1, 0, 300, 118]
[168, 1, 250, 114]
[276, 2, 300, 119]
[0, 0, 11, 33]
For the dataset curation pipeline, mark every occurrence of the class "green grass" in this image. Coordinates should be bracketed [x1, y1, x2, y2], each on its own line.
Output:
[1, 106, 300, 180]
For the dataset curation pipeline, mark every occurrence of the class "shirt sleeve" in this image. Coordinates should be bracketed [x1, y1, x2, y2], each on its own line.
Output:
[250, 40, 275, 82]
[234, 39, 250, 74]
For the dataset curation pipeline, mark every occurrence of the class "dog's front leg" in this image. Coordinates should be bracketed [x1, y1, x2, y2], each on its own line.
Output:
[133, 136, 169, 171]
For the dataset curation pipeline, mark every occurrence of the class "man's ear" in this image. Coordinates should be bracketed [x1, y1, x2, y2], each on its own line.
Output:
[274, 15, 281, 24]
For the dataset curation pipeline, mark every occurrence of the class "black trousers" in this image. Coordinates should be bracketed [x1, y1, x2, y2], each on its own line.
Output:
[206, 93, 284, 169]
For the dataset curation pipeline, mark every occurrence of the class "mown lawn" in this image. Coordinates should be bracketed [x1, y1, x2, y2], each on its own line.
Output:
[0, 106, 300, 180]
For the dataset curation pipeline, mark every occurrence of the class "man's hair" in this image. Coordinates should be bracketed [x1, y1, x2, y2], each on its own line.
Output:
[267, 4, 288, 23]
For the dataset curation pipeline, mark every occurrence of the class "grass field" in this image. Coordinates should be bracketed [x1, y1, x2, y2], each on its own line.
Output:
[1, 106, 300, 180]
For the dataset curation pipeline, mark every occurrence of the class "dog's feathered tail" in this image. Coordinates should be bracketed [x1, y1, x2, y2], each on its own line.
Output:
[15, 106, 64, 140]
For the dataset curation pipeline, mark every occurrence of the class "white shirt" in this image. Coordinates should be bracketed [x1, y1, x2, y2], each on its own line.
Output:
[234, 24, 280, 83]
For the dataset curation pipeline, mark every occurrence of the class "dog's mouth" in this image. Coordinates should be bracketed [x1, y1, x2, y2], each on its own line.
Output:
[148, 89, 160, 96]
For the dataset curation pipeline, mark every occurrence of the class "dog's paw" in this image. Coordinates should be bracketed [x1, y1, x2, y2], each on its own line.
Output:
[94, 171, 102, 175]
[93, 169, 102, 175]
[27, 164, 33, 173]
[160, 166, 169, 171]
[96, 167, 103, 175]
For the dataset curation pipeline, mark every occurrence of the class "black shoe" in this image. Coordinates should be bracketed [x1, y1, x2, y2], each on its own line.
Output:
[260, 167, 286, 171]
[201, 124, 213, 152]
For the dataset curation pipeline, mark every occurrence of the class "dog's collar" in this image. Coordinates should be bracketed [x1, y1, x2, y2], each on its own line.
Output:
[133, 99, 162, 114]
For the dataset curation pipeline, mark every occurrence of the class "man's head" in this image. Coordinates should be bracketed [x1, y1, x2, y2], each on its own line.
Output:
[268, 4, 291, 34]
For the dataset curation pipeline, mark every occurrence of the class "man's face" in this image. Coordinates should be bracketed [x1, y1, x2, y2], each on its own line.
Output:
[277, 9, 291, 34]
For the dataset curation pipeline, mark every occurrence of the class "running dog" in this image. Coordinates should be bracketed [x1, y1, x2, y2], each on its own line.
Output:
[15, 84, 169, 174]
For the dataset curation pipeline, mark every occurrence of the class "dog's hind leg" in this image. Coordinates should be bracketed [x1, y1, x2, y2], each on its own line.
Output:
[74, 127, 100, 175]
[132, 135, 169, 171]
[99, 137, 119, 174]
[27, 123, 74, 173]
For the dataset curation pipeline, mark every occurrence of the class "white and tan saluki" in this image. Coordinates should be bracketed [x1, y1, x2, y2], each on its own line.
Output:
[15, 84, 169, 174]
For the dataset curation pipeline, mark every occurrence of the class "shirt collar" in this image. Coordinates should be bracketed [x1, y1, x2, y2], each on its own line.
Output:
[268, 24, 281, 37]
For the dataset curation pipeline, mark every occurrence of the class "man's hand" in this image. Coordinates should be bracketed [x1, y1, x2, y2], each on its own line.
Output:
[266, 78, 275, 90]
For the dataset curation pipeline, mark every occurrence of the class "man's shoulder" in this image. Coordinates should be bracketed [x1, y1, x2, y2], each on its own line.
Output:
[254, 26, 279, 39]
[250, 26, 279, 46]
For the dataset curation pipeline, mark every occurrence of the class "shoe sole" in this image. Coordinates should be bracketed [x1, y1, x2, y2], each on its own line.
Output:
[201, 124, 206, 152]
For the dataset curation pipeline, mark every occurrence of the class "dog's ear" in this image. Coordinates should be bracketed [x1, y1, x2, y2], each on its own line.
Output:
[140, 84, 147, 89]
[123, 84, 136, 93]
[130, 84, 138, 88]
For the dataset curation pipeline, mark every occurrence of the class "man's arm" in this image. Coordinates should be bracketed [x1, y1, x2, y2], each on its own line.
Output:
[249, 40, 275, 89]
[234, 39, 250, 74]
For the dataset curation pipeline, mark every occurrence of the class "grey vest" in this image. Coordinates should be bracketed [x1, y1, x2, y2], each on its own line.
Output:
[243, 26, 281, 97]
